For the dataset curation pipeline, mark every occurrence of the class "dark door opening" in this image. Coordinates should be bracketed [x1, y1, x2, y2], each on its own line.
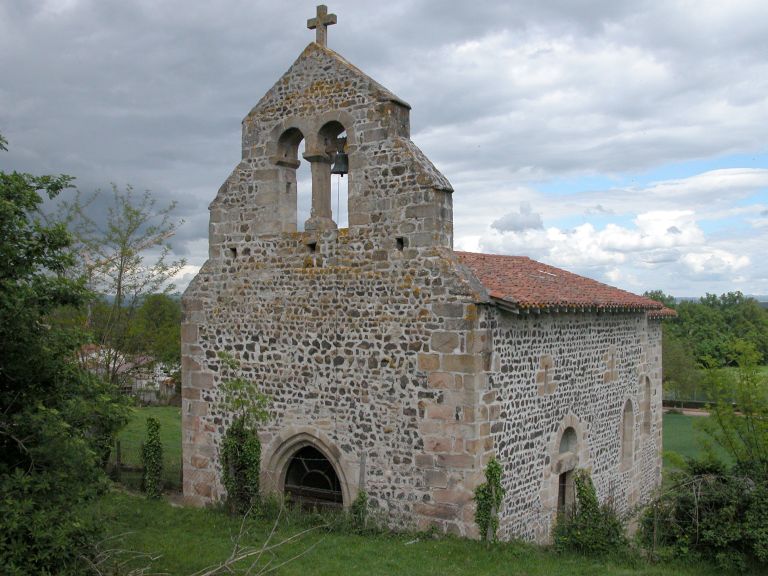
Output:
[284, 446, 343, 509]
[558, 470, 574, 514]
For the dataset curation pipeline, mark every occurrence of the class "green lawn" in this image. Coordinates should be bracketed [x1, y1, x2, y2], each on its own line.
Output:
[97, 408, 734, 575]
[662, 411, 706, 465]
[109, 405, 182, 490]
[91, 491, 723, 576]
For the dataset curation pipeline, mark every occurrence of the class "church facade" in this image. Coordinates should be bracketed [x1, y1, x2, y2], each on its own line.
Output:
[181, 6, 669, 542]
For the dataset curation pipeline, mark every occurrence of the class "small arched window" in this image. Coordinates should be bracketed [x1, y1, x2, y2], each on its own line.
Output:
[620, 400, 635, 471]
[559, 427, 577, 454]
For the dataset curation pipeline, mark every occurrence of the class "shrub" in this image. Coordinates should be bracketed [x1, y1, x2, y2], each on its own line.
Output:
[474, 456, 505, 542]
[141, 417, 163, 498]
[553, 469, 627, 556]
[351, 489, 369, 530]
[221, 415, 261, 514]
[216, 352, 269, 515]
[640, 458, 768, 570]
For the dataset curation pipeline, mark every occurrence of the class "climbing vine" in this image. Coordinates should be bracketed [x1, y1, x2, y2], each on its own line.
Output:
[141, 417, 163, 499]
[217, 352, 270, 514]
[474, 456, 505, 542]
[553, 469, 627, 555]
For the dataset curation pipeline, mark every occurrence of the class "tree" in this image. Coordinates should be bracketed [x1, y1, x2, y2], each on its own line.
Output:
[61, 185, 185, 383]
[664, 292, 768, 367]
[129, 293, 182, 366]
[699, 343, 768, 480]
[644, 289, 677, 309]
[662, 327, 700, 403]
[641, 346, 768, 569]
[0, 137, 129, 573]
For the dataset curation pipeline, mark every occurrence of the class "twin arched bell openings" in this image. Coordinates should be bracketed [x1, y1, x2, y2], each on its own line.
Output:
[274, 119, 350, 232]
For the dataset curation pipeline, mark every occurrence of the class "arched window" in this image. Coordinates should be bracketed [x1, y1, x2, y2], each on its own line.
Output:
[559, 427, 577, 454]
[620, 400, 635, 471]
[284, 445, 343, 509]
[275, 127, 310, 232]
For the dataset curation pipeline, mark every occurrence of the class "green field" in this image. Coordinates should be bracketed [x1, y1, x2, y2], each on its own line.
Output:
[109, 405, 182, 490]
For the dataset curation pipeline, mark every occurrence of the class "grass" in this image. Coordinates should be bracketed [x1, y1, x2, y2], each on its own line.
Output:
[91, 490, 723, 576]
[662, 411, 705, 466]
[96, 408, 738, 574]
[109, 405, 182, 490]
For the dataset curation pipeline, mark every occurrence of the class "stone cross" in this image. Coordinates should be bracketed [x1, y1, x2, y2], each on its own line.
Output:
[307, 5, 337, 47]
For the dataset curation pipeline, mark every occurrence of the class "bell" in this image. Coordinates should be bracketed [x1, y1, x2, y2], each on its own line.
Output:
[330, 151, 349, 177]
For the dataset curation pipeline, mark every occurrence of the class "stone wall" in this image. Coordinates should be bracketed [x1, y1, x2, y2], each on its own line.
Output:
[183, 41, 494, 536]
[485, 310, 663, 543]
[183, 233, 494, 536]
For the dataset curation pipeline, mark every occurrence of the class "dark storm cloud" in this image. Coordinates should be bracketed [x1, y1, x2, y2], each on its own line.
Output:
[1, 0, 767, 296]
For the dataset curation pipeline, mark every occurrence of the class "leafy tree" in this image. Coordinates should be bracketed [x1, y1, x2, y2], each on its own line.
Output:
[0, 138, 129, 573]
[662, 327, 700, 403]
[644, 289, 677, 309]
[699, 343, 768, 479]
[129, 293, 182, 365]
[641, 347, 768, 569]
[665, 292, 768, 367]
[60, 185, 185, 383]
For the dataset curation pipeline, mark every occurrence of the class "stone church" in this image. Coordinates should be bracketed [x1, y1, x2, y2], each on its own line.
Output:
[182, 6, 672, 542]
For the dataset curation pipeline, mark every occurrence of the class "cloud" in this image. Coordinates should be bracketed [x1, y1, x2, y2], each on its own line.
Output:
[491, 202, 543, 232]
[475, 207, 754, 291]
[682, 250, 750, 276]
[1, 1, 767, 296]
[585, 204, 614, 215]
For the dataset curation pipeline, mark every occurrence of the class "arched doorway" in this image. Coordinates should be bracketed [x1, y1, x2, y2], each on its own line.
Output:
[284, 445, 343, 508]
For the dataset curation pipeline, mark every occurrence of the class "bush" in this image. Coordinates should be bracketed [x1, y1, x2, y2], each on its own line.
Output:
[141, 417, 163, 498]
[553, 469, 627, 556]
[640, 458, 768, 570]
[351, 489, 369, 530]
[474, 457, 505, 542]
[221, 415, 261, 514]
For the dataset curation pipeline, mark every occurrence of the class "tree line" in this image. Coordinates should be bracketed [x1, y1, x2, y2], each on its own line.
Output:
[645, 290, 768, 401]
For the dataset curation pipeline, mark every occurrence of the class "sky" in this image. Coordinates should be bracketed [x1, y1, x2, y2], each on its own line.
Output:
[1, 0, 767, 298]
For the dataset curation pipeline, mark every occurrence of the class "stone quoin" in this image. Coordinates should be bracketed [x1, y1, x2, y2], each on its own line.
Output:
[181, 5, 672, 541]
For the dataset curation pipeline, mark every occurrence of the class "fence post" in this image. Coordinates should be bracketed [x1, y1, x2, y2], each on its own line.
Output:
[180, 455, 184, 490]
[115, 439, 122, 483]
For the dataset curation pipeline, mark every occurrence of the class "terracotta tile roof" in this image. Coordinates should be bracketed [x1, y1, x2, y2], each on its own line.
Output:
[456, 251, 668, 314]
[648, 307, 678, 319]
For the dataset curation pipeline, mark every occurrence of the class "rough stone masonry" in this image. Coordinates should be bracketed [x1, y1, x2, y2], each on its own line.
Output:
[182, 5, 670, 542]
